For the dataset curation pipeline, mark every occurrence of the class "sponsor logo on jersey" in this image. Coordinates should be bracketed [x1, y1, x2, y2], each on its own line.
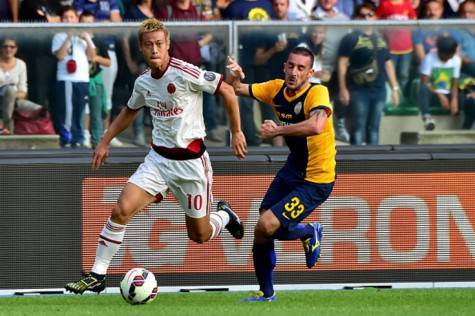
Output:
[167, 83, 176, 94]
[150, 101, 184, 117]
[204, 71, 216, 81]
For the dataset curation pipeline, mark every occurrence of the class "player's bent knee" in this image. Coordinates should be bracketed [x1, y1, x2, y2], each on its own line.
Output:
[255, 221, 275, 238]
[110, 203, 134, 225]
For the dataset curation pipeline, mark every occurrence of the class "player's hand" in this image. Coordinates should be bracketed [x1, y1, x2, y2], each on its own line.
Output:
[231, 130, 247, 160]
[92, 142, 109, 171]
[260, 120, 279, 140]
[226, 56, 245, 80]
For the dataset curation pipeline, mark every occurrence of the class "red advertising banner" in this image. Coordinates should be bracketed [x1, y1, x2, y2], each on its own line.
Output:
[82, 173, 475, 274]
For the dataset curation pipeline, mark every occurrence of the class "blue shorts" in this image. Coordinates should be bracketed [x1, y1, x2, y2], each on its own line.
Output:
[261, 164, 334, 228]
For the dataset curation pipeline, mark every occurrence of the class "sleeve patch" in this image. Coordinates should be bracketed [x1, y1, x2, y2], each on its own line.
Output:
[204, 71, 216, 81]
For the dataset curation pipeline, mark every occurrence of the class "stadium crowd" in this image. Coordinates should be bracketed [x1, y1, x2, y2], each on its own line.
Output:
[0, 0, 474, 146]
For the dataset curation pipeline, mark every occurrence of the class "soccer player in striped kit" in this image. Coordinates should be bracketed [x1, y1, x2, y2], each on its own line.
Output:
[66, 18, 247, 294]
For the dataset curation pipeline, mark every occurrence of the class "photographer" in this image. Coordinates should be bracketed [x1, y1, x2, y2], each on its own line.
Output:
[51, 5, 95, 148]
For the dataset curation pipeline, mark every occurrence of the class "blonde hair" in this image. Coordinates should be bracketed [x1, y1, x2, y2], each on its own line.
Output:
[138, 18, 170, 45]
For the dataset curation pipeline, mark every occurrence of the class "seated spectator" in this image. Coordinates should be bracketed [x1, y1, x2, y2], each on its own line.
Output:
[0, 37, 43, 135]
[337, 3, 400, 145]
[459, 76, 475, 129]
[418, 35, 461, 130]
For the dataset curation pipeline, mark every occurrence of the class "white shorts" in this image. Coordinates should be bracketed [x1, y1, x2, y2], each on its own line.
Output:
[128, 149, 213, 218]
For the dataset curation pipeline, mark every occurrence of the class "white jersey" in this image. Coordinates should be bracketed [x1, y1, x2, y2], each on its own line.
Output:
[127, 57, 223, 149]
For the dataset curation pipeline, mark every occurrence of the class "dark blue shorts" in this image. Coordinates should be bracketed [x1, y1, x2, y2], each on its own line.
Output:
[261, 164, 334, 228]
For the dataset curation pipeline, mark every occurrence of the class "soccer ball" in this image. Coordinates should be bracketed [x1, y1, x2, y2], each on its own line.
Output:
[120, 268, 158, 305]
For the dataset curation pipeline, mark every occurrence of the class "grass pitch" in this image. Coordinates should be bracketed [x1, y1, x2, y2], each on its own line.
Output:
[1, 288, 474, 316]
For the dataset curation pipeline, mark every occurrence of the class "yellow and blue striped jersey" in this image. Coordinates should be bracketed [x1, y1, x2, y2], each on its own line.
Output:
[250, 79, 336, 183]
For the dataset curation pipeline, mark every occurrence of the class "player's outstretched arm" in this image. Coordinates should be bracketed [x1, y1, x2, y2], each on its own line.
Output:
[92, 106, 141, 170]
[217, 81, 247, 159]
[226, 56, 250, 97]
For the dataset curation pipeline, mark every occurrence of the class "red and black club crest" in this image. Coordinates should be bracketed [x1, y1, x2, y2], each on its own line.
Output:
[167, 83, 176, 94]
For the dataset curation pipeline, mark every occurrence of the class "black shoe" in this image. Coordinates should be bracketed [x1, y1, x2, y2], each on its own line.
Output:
[217, 200, 244, 239]
[65, 273, 106, 294]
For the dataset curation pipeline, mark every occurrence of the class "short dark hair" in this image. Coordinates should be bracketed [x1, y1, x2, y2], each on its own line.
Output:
[80, 10, 95, 20]
[436, 35, 458, 56]
[60, 5, 76, 17]
[289, 46, 314, 67]
[353, 2, 376, 18]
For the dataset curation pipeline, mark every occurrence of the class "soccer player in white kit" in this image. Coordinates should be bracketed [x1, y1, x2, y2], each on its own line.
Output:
[65, 18, 247, 294]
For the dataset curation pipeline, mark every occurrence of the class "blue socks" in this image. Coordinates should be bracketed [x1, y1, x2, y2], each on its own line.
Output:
[271, 223, 313, 241]
[252, 241, 276, 298]
[252, 224, 314, 298]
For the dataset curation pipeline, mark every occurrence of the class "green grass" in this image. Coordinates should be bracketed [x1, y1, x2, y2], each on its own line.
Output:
[1, 288, 474, 316]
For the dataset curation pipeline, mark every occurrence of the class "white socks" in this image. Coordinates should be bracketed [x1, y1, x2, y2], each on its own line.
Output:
[209, 210, 230, 240]
[91, 218, 126, 275]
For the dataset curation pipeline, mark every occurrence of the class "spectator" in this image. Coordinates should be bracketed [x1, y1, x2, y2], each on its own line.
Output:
[73, 0, 122, 21]
[298, 24, 330, 84]
[335, 0, 364, 18]
[418, 35, 460, 130]
[18, 3, 59, 133]
[222, 0, 273, 146]
[460, 76, 475, 130]
[413, 0, 446, 64]
[0, 0, 19, 21]
[74, 0, 123, 145]
[376, 0, 417, 96]
[0, 37, 43, 135]
[443, 0, 464, 17]
[80, 11, 112, 149]
[451, 0, 475, 78]
[222, 0, 272, 20]
[124, 0, 158, 20]
[312, 0, 351, 142]
[337, 3, 400, 145]
[288, 0, 317, 20]
[215, 0, 233, 19]
[52, 6, 95, 148]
